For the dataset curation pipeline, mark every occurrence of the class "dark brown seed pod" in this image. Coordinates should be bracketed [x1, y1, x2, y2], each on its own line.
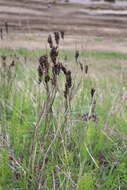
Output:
[38, 65, 43, 84]
[85, 65, 88, 74]
[5, 22, 8, 34]
[39, 54, 48, 65]
[79, 62, 83, 71]
[60, 30, 64, 39]
[48, 34, 53, 48]
[38, 54, 49, 84]
[50, 46, 59, 65]
[54, 31, 60, 45]
[39, 54, 49, 71]
[64, 70, 72, 99]
[91, 88, 96, 98]
[52, 62, 61, 75]
[75, 50, 79, 63]
[66, 70, 72, 88]
[64, 83, 69, 99]
[0, 28, 3, 40]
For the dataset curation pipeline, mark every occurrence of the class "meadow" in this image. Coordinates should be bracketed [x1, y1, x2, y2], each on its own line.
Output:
[0, 32, 127, 190]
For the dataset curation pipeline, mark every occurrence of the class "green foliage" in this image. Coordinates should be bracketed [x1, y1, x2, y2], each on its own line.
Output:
[77, 173, 94, 190]
[0, 48, 127, 189]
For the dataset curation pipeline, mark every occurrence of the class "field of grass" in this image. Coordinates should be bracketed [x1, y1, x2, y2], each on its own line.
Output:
[0, 36, 127, 190]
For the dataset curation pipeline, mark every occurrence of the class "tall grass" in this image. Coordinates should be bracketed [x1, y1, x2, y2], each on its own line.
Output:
[0, 34, 127, 190]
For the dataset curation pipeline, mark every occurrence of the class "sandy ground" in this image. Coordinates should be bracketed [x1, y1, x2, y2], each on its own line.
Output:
[0, 0, 127, 52]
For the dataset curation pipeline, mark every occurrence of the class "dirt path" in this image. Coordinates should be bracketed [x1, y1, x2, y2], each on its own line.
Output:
[0, 0, 127, 52]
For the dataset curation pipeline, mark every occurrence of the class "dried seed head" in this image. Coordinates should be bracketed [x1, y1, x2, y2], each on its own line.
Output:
[79, 62, 83, 71]
[39, 54, 49, 71]
[60, 30, 64, 39]
[38, 65, 43, 84]
[64, 70, 72, 99]
[91, 88, 96, 98]
[0, 28, 3, 40]
[45, 75, 50, 83]
[54, 31, 60, 45]
[5, 22, 8, 33]
[66, 70, 72, 88]
[85, 65, 88, 74]
[61, 64, 67, 75]
[38, 54, 49, 84]
[75, 50, 79, 63]
[48, 34, 53, 48]
[50, 46, 59, 65]
[64, 83, 69, 99]
[39, 54, 48, 64]
[52, 62, 61, 75]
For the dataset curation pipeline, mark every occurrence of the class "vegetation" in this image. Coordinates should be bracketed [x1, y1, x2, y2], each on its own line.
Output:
[0, 32, 127, 190]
